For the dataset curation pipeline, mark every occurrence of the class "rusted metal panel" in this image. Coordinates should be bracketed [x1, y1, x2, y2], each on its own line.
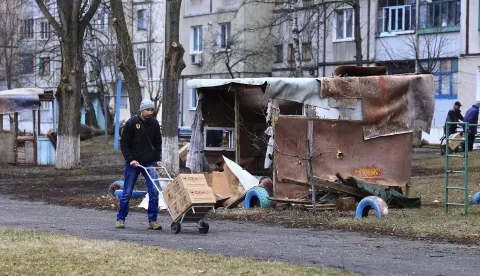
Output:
[0, 95, 40, 114]
[275, 117, 412, 189]
[320, 75, 434, 139]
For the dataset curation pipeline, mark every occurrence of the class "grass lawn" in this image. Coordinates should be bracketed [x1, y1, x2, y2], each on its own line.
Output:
[0, 228, 352, 276]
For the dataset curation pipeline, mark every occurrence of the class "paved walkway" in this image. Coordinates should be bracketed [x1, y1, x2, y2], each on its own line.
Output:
[1, 196, 479, 276]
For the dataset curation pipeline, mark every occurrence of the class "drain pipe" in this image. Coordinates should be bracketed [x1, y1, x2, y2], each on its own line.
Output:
[466, 0, 470, 55]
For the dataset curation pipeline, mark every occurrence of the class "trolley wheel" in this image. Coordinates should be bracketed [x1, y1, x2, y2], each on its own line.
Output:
[171, 222, 181, 234]
[198, 221, 209, 234]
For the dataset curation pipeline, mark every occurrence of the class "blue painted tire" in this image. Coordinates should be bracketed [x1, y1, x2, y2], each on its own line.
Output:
[108, 180, 124, 196]
[244, 187, 271, 209]
[355, 196, 389, 218]
[113, 190, 147, 199]
[472, 192, 480, 205]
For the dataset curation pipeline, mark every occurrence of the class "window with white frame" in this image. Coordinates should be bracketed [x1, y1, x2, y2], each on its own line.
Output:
[204, 126, 235, 151]
[40, 101, 51, 111]
[217, 22, 231, 51]
[191, 26, 203, 53]
[190, 88, 198, 110]
[39, 57, 50, 76]
[419, 0, 460, 29]
[137, 9, 147, 30]
[378, 0, 416, 35]
[20, 53, 34, 74]
[21, 19, 34, 39]
[137, 48, 146, 68]
[274, 44, 283, 63]
[40, 22, 50, 40]
[334, 8, 354, 41]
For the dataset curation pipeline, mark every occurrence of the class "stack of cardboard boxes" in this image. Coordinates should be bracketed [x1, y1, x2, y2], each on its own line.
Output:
[162, 174, 216, 221]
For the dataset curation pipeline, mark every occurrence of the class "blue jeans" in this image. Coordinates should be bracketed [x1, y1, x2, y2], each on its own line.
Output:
[117, 162, 159, 222]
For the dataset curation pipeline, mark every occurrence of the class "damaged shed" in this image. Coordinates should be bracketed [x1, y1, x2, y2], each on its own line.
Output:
[186, 69, 434, 202]
[0, 88, 56, 165]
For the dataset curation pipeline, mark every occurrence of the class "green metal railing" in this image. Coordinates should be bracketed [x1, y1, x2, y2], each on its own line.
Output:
[444, 122, 470, 214]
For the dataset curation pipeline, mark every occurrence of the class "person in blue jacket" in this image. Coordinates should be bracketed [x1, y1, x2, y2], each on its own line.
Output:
[116, 99, 163, 230]
[462, 101, 480, 152]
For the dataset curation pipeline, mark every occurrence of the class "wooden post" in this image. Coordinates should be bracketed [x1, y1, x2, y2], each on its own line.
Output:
[0, 114, 3, 132]
[37, 108, 41, 136]
[306, 120, 315, 213]
[234, 89, 240, 164]
[271, 99, 279, 198]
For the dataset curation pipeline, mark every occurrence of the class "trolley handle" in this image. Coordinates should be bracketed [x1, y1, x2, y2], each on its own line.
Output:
[137, 164, 174, 180]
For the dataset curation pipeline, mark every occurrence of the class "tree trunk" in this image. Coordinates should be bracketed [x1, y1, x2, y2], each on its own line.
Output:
[162, 42, 185, 174]
[163, 0, 185, 174]
[81, 75, 99, 129]
[110, 0, 142, 117]
[56, 39, 85, 169]
[290, 2, 303, 77]
[353, 0, 362, 66]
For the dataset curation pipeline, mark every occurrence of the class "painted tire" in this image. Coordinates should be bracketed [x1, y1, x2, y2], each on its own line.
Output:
[355, 196, 389, 218]
[244, 187, 271, 209]
[472, 192, 480, 205]
[108, 181, 124, 196]
[113, 190, 148, 199]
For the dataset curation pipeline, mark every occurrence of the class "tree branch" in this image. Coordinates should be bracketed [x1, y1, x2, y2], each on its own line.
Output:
[34, 0, 62, 38]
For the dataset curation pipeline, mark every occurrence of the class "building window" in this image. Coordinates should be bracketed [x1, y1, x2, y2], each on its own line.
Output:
[288, 44, 294, 62]
[191, 26, 203, 53]
[20, 53, 34, 74]
[378, 1, 416, 35]
[303, 0, 313, 7]
[217, 22, 231, 51]
[40, 101, 51, 111]
[274, 44, 283, 63]
[137, 9, 147, 30]
[40, 22, 50, 40]
[21, 19, 34, 39]
[334, 8, 354, 41]
[376, 60, 416, 74]
[419, 0, 460, 29]
[302, 43, 312, 61]
[204, 127, 235, 151]
[137, 48, 146, 68]
[39, 57, 50, 77]
[190, 88, 197, 110]
[425, 59, 458, 98]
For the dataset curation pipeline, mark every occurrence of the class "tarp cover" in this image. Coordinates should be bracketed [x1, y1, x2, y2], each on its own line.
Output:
[321, 74, 434, 140]
[346, 177, 421, 208]
[0, 95, 40, 114]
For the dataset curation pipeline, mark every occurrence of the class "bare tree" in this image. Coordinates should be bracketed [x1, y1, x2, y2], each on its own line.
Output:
[34, 0, 101, 169]
[0, 0, 21, 90]
[110, 0, 142, 117]
[163, 0, 186, 174]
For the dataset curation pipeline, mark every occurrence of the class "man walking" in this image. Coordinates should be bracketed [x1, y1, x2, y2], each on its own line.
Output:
[116, 99, 163, 230]
[444, 101, 463, 135]
[463, 101, 480, 152]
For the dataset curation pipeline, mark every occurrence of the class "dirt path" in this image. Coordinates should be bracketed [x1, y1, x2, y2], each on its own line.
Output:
[1, 195, 479, 276]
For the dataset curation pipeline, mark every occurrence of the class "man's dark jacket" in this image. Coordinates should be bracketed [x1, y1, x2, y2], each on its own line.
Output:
[120, 114, 162, 165]
[445, 109, 464, 134]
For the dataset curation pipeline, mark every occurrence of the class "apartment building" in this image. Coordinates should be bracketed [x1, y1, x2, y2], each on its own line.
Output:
[178, 0, 275, 128]
[270, 0, 472, 144]
[2, 0, 166, 133]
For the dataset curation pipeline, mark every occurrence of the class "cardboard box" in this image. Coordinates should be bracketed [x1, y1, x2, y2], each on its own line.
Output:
[163, 174, 216, 221]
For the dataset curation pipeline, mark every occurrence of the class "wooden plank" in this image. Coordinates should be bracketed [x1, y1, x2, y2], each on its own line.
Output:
[268, 197, 311, 204]
[306, 120, 315, 213]
[282, 177, 364, 198]
[234, 90, 240, 164]
[312, 177, 364, 198]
